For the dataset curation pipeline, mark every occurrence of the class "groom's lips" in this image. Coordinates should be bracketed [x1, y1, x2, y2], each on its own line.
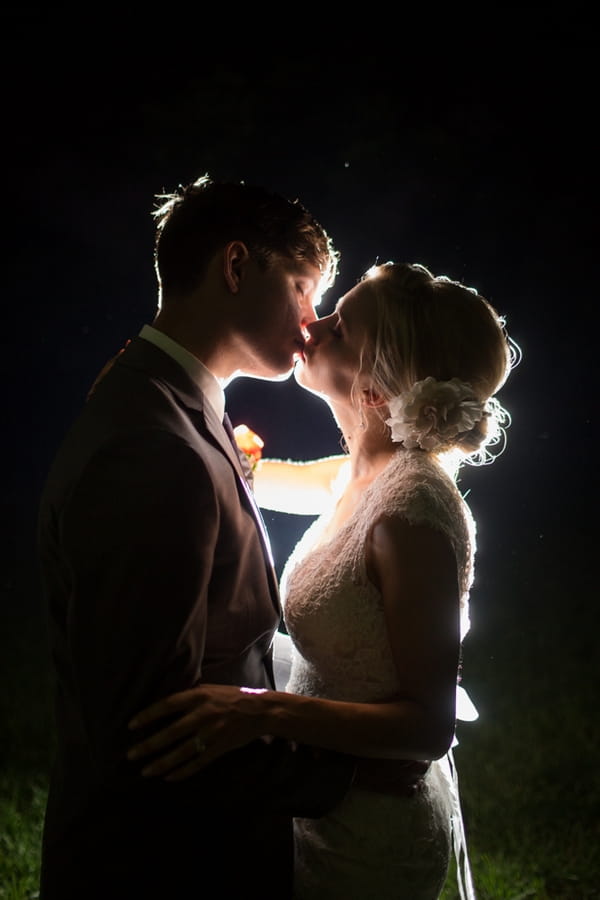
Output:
[299, 339, 315, 361]
[293, 339, 307, 361]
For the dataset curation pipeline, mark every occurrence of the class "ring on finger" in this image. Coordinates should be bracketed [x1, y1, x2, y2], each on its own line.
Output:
[193, 735, 206, 753]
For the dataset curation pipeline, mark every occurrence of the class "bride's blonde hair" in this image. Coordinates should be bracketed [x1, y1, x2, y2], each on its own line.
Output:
[359, 262, 519, 465]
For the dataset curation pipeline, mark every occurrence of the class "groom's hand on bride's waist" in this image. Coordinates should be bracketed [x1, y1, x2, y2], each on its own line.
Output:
[352, 758, 431, 797]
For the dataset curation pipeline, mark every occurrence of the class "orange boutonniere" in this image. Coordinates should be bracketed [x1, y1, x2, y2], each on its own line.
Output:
[233, 424, 264, 471]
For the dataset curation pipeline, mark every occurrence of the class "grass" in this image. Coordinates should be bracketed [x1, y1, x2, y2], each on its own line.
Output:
[1, 588, 54, 900]
[437, 540, 600, 899]
[0, 777, 46, 900]
[2, 543, 599, 899]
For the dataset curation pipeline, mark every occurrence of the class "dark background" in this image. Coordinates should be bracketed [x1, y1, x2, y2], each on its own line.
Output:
[2, 9, 596, 693]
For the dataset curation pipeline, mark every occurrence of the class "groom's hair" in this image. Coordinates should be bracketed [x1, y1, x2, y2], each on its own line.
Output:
[152, 174, 339, 301]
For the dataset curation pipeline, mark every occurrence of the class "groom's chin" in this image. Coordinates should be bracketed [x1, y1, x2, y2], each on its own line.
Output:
[236, 366, 295, 384]
[292, 362, 308, 389]
[264, 368, 294, 383]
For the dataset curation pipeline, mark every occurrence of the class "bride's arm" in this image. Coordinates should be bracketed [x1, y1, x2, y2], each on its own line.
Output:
[232, 423, 348, 515]
[253, 456, 349, 515]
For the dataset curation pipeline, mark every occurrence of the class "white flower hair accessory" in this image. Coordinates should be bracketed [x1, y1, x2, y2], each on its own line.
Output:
[386, 377, 486, 451]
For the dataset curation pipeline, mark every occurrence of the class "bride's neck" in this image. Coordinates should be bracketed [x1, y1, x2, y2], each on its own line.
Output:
[338, 415, 397, 484]
[327, 398, 397, 481]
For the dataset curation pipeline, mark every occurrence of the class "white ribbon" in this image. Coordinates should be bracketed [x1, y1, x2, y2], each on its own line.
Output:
[440, 748, 477, 900]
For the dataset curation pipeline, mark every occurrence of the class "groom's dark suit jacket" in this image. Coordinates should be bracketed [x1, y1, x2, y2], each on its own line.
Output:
[37, 337, 355, 899]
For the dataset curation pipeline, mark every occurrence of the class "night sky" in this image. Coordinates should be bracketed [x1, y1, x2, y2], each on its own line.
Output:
[3, 8, 595, 657]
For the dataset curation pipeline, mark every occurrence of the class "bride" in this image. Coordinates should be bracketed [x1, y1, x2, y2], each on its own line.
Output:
[128, 261, 516, 899]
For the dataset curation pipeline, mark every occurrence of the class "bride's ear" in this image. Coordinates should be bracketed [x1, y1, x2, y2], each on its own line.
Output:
[361, 387, 387, 408]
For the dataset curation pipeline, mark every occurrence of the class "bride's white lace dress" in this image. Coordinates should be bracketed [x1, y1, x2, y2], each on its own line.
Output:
[279, 449, 477, 900]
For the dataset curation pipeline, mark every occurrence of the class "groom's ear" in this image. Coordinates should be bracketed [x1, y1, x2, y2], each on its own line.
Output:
[361, 387, 387, 408]
[223, 241, 250, 293]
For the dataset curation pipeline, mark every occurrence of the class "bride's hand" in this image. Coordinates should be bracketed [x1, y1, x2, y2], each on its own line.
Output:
[127, 684, 270, 781]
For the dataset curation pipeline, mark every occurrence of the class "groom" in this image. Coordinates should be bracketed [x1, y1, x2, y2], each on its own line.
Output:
[37, 175, 357, 899]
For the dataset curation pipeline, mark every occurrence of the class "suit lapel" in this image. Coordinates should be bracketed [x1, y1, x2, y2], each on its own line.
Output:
[201, 402, 279, 596]
[222, 413, 255, 490]
[117, 337, 280, 608]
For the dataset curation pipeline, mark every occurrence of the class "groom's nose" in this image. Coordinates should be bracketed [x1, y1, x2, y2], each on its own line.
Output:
[299, 307, 318, 329]
[300, 306, 319, 341]
[304, 317, 322, 343]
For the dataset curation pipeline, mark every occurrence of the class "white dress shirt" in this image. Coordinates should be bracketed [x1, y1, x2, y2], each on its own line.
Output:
[139, 324, 225, 421]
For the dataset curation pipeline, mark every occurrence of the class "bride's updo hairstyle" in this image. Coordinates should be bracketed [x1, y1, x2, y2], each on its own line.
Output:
[360, 262, 517, 464]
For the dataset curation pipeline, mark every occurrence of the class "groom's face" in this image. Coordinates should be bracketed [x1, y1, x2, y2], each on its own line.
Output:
[235, 257, 324, 380]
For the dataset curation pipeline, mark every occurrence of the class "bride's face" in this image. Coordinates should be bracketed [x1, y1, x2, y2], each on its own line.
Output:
[294, 280, 376, 405]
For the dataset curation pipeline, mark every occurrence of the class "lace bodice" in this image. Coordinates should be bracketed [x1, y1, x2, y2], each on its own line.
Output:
[281, 449, 476, 702]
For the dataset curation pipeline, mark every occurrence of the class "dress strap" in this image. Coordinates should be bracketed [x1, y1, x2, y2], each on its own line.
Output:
[446, 748, 477, 900]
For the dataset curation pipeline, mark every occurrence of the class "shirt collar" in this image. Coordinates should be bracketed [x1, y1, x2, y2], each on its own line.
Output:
[139, 324, 225, 421]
